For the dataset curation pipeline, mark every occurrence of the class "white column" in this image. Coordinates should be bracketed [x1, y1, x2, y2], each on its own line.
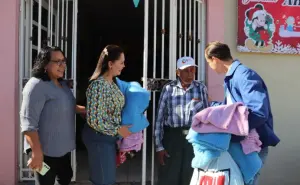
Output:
[161, 0, 165, 78]
[200, 1, 206, 82]
[142, 0, 149, 184]
[71, 0, 78, 180]
[50, 0, 54, 45]
[37, 0, 42, 52]
[56, 0, 60, 46]
[151, 0, 157, 182]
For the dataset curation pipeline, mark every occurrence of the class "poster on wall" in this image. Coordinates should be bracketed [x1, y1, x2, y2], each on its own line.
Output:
[237, 0, 300, 55]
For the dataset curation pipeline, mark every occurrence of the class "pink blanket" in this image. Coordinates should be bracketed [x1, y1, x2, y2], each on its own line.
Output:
[241, 129, 262, 154]
[192, 102, 262, 154]
[118, 131, 143, 152]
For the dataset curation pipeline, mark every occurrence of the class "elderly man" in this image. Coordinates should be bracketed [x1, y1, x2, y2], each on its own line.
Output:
[154, 56, 209, 185]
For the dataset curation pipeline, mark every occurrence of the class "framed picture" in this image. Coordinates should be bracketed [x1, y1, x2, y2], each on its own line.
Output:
[237, 0, 300, 55]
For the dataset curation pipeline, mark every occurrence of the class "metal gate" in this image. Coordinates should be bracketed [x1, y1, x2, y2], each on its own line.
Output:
[18, 0, 78, 181]
[18, 0, 206, 183]
[142, 0, 206, 184]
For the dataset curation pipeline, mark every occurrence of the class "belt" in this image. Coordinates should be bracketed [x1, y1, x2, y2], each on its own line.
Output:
[164, 126, 190, 135]
[182, 129, 189, 135]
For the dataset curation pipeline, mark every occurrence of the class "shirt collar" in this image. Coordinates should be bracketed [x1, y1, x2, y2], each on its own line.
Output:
[225, 60, 241, 77]
[172, 78, 198, 89]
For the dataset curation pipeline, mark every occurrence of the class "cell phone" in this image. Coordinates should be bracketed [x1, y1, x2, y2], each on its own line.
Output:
[36, 162, 50, 176]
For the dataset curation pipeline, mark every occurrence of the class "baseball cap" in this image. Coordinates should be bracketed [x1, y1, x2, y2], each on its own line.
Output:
[177, 56, 197, 70]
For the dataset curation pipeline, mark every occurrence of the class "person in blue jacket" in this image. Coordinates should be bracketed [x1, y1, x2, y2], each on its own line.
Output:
[205, 41, 280, 185]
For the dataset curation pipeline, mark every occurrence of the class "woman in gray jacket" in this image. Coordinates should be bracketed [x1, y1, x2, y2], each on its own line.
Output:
[20, 46, 85, 185]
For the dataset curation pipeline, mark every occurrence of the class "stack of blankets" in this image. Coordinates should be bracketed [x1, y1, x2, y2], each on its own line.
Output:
[115, 78, 150, 167]
[186, 102, 263, 184]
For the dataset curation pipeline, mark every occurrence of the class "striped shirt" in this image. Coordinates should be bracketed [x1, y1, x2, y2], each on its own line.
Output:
[154, 79, 209, 151]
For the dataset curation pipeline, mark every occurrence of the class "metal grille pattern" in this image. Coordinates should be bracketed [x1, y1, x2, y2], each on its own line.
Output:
[18, 0, 78, 181]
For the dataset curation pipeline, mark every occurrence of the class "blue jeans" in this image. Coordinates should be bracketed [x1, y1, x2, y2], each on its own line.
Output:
[246, 147, 269, 185]
[82, 125, 117, 185]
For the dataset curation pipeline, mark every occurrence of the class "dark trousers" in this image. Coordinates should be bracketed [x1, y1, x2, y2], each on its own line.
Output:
[82, 124, 117, 185]
[34, 153, 73, 185]
[157, 127, 194, 185]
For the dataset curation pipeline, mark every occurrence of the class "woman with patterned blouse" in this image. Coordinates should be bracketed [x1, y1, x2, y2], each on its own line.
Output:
[82, 45, 132, 185]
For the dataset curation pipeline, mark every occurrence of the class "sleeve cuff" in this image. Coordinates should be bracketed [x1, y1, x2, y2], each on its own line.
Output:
[20, 116, 38, 132]
[210, 101, 223, 107]
[156, 146, 165, 152]
[21, 126, 38, 133]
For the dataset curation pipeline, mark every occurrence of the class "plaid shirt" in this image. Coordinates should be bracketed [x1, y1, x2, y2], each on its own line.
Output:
[154, 79, 209, 151]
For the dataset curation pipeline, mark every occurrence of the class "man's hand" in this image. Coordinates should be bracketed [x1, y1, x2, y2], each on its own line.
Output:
[157, 150, 170, 166]
[27, 149, 43, 172]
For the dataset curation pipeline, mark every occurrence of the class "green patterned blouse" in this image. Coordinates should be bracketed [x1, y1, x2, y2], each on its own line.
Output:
[86, 76, 125, 136]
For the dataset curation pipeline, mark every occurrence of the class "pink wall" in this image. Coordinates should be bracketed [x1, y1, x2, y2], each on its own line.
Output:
[0, 0, 19, 184]
[206, 0, 225, 101]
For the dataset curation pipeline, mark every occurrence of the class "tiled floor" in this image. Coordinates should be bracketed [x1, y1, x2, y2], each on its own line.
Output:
[76, 149, 156, 183]
[19, 179, 152, 184]
[19, 149, 157, 185]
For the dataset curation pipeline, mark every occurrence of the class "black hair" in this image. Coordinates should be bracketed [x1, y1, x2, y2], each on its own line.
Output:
[32, 46, 65, 81]
[205, 41, 233, 61]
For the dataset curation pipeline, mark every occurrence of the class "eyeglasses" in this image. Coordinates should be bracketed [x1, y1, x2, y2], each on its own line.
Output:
[51, 59, 67, 66]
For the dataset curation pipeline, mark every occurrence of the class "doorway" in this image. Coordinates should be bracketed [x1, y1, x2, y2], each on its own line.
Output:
[18, 0, 207, 183]
[75, 0, 148, 183]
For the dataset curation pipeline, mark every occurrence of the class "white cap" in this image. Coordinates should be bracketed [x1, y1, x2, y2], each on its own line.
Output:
[177, 56, 197, 70]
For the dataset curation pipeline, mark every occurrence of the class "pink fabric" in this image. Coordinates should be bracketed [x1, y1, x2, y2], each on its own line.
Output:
[192, 102, 262, 154]
[241, 129, 262, 154]
[118, 131, 143, 152]
[192, 102, 249, 136]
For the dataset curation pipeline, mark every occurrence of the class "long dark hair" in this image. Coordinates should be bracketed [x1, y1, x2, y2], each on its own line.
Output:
[32, 46, 65, 81]
[90, 45, 124, 81]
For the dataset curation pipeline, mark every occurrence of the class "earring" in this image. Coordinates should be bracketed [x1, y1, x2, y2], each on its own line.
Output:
[44, 69, 47, 73]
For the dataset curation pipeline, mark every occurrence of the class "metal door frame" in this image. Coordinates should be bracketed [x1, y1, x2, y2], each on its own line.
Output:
[18, 0, 78, 181]
[18, 0, 206, 183]
[142, 0, 207, 184]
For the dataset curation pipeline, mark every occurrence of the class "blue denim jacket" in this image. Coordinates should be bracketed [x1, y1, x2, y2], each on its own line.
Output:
[211, 60, 280, 147]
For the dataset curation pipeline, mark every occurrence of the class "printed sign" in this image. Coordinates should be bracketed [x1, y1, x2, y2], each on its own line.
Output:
[237, 0, 300, 54]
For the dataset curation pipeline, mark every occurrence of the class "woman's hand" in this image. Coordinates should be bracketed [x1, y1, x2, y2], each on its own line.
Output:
[27, 149, 44, 172]
[76, 105, 86, 116]
[118, 125, 132, 138]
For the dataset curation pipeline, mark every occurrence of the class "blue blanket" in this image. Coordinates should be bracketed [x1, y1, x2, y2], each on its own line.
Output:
[116, 78, 150, 133]
[186, 128, 231, 169]
[187, 128, 262, 184]
[228, 143, 262, 184]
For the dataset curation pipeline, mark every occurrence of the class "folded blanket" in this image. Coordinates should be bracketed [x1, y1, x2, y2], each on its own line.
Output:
[119, 131, 143, 152]
[116, 79, 150, 133]
[116, 78, 150, 154]
[189, 103, 263, 184]
[241, 129, 262, 154]
[228, 143, 262, 184]
[192, 102, 249, 136]
[186, 128, 231, 169]
[192, 102, 262, 154]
